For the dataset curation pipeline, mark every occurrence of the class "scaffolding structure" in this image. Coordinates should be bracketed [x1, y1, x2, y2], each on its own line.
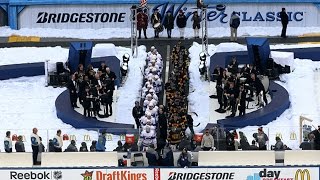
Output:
[130, 6, 138, 58]
[201, 5, 208, 55]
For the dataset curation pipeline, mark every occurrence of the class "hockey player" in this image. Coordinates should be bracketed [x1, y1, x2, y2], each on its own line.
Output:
[139, 126, 157, 151]
[147, 46, 156, 58]
[148, 89, 159, 101]
[141, 119, 157, 131]
[153, 75, 162, 94]
[145, 102, 159, 120]
[140, 112, 156, 127]
[142, 85, 154, 100]
[143, 94, 157, 111]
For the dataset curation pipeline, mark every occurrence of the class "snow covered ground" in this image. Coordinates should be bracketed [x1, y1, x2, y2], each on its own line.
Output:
[1, 26, 320, 39]
[188, 42, 320, 149]
[0, 45, 147, 152]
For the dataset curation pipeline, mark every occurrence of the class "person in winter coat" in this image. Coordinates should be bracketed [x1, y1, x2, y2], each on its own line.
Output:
[137, 8, 148, 39]
[253, 127, 269, 150]
[15, 135, 25, 152]
[4, 131, 12, 153]
[310, 126, 320, 150]
[48, 139, 55, 152]
[79, 142, 88, 152]
[163, 11, 174, 38]
[158, 108, 168, 140]
[146, 144, 159, 166]
[160, 143, 174, 166]
[113, 140, 125, 152]
[96, 131, 107, 152]
[65, 140, 78, 152]
[299, 137, 312, 150]
[176, 10, 187, 39]
[132, 101, 144, 128]
[90, 140, 97, 152]
[192, 11, 201, 38]
[177, 148, 191, 168]
[274, 136, 284, 150]
[280, 8, 289, 38]
[229, 11, 240, 42]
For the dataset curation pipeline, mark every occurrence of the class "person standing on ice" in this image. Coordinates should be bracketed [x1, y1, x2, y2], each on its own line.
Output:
[229, 11, 240, 42]
[192, 11, 201, 38]
[31, 128, 41, 165]
[132, 101, 144, 128]
[280, 8, 289, 38]
[176, 10, 187, 39]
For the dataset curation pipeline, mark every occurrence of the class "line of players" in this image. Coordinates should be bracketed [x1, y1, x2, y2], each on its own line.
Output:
[213, 57, 268, 118]
[166, 43, 192, 147]
[137, 46, 164, 151]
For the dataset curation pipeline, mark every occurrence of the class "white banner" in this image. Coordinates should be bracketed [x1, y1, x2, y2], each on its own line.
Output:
[0, 167, 317, 180]
[18, 3, 320, 29]
[159, 167, 319, 180]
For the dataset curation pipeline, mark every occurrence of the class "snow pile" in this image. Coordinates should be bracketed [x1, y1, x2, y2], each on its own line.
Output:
[115, 45, 147, 124]
[92, 44, 117, 58]
[1, 26, 320, 39]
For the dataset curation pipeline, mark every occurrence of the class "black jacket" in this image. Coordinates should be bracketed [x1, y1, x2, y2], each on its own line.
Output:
[176, 14, 187, 28]
[15, 141, 25, 152]
[163, 13, 174, 30]
[192, 15, 200, 29]
[280, 11, 289, 25]
[67, 80, 77, 95]
[151, 13, 162, 25]
[132, 106, 143, 119]
[105, 71, 117, 90]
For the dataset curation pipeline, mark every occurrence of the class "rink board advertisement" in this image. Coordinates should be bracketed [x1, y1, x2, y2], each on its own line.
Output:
[18, 3, 320, 29]
[0, 167, 318, 180]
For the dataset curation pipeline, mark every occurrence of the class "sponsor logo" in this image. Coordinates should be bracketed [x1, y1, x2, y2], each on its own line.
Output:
[153, 0, 303, 24]
[83, 134, 91, 141]
[295, 169, 310, 180]
[154, 168, 160, 180]
[81, 171, 93, 180]
[53, 171, 62, 180]
[96, 170, 147, 180]
[10, 171, 51, 179]
[247, 173, 261, 180]
[167, 172, 235, 180]
[36, 12, 126, 23]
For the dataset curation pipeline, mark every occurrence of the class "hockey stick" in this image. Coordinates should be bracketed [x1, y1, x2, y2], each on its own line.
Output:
[188, 112, 200, 127]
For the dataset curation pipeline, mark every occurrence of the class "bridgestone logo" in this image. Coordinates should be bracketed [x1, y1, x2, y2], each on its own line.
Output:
[168, 172, 235, 180]
[10, 171, 51, 179]
[36, 12, 126, 23]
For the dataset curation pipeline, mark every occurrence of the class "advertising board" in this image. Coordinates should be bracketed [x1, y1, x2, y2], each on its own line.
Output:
[18, 2, 320, 29]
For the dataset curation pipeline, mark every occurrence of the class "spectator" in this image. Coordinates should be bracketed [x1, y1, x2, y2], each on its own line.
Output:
[201, 129, 214, 151]
[192, 11, 201, 38]
[4, 131, 12, 153]
[31, 128, 41, 165]
[239, 131, 250, 150]
[96, 131, 107, 152]
[176, 10, 187, 39]
[177, 148, 191, 168]
[274, 136, 284, 150]
[193, 141, 203, 152]
[160, 143, 174, 166]
[132, 101, 143, 129]
[48, 139, 55, 152]
[90, 140, 97, 152]
[178, 136, 191, 151]
[299, 137, 312, 150]
[253, 127, 269, 150]
[229, 11, 240, 42]
[146, 144, 159, 166]
[280, 8, 289, 38]
[113, 140, 125, 152]
[65, 140, 78, 152]
[15, 135, 25, 152]
[309, 133, 315, 150]
[163, 11, 174, 38]
[226, 131, 236, 151]
[53, 129, 63, 152]
[250, 140, 259, 150]
[310, 126, 320, 150]
[79, 142, 88, 152]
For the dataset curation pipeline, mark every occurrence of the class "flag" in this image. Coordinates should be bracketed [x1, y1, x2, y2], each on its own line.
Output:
[140, 0, 147, 8]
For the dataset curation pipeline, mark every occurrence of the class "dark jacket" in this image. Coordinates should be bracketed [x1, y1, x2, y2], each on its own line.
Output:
[137, 12, 148, 30]
[65, 144, 78, 152]
[192, 14, 201, 29]
[151, 12, 162, 25]
[80, 142, 88, 152]
[160, 147, 174, 166]
[176, 14, 187, 28]
[132, 106, 143, 119]
[105, 71, 117, 90]
[15, 141, 25, 152]
[146, 148, 159, 166]
[280, 11, 289, 25]
[230, 13, 240, 28]
[177, 153, 191, 167]
[299, 141, 312, 150]
[163, 13, 174, 30]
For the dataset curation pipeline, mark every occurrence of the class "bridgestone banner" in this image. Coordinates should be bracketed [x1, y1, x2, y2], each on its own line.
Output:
[18, 3, 320, 29]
